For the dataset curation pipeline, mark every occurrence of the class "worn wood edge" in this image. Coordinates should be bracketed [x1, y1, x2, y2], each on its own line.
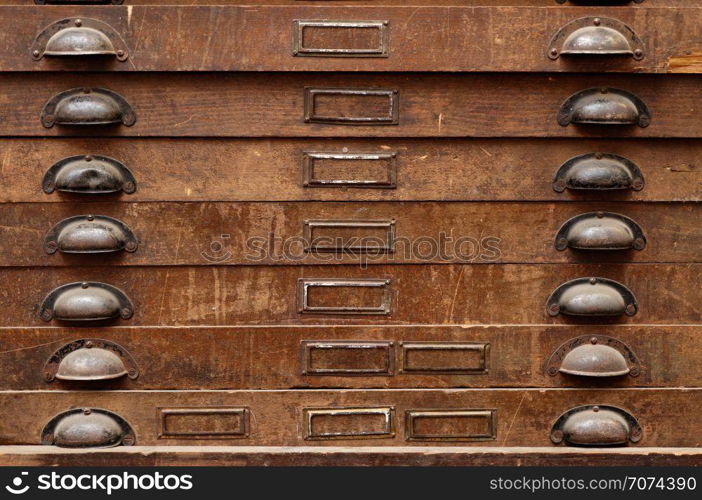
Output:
[1, 446, 700, 467]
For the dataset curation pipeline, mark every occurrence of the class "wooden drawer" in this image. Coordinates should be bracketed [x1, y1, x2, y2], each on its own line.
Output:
[1, 6, 702, 73]
[3, 1, 698, 6]
[1, 138, 701, 203]
[1, 264, 700, 326]
[1, 446, 699, 467]
[0, 202, 699, 266]
[0, 389, 698, 447]
[2, 73, 702, 137]
[1, 326, 700, 390]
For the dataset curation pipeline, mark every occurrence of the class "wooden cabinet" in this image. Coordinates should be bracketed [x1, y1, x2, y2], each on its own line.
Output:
[0, 1, 699, 466]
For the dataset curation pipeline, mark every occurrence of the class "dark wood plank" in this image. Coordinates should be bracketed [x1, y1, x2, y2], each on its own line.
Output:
[2, 138, 700, 203]
[1, 445, 700, 467]
[0, 325, 699, 389]
[2, 73, 702, 137]
[0, 6, 701, 72]
[1, 0, 696, 6]
[0, 202, 699, 266]
[0, 264, 699, 326]
[0, 389, 698, 446]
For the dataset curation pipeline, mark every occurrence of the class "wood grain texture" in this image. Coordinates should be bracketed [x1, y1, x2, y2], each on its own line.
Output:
[2, 73, 702, 137]
[0, 325, 699, 390]
[2, 1, 698, 5]
[1, 6, 702, 72]
[0, 264, 699, 326]
[0, 389, 699, 446]
[1, 446, 700, 467]
[1, 138, 701, 203]
[0, 202, 699, 266]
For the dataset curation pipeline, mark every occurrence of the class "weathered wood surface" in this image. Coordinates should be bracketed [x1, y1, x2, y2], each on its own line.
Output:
[2, 1, 696, 6]
[3, 73, 702, 137]
[1, 445, 700, 467]
[0, 389, 698, 446]
[1, 138, 701, 203]
[0, 264, 699, 326]
[1, 6, 701, 72]
[0, 325, 699, 390]
[0, 202, 699, 265]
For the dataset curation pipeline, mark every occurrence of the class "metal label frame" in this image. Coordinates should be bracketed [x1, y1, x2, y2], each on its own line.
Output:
[301, 340, 395, 376]
[293, 20, 389, 58]
[405, 409, 497, 442]
[399, 342, 490, 375]
[297, 278, 392, 315]
[304, 87, 399, 125]
[303, 219, 396, 254]
[302, 151, 397, 188]
[303, 407, 395, 440]
[158, 407, 250, 439]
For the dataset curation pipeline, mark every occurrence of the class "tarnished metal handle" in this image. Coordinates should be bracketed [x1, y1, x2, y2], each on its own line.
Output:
[39, 281, 134, 322]
[44, 338, 139, 382]
[44, 214, 138, 254]
[555, 212, 646, 251]
[553, 153, 644, 192]
[548, 16, 644, 60]
[41, 87, 136, 128]
[551, 405, 642, 446]
[545, 335, 640, 378]
[547, 277, 637, 317]
[41, 408, 135, 448]
[31, 18, 128, 61]
[558, 88, 650, 127]
[43, 155, 136, 195]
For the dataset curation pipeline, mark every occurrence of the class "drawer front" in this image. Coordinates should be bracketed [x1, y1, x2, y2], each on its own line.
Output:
[0, 389, 698, 447]
[0, 202, 698, 266]
[0, 6, 701, 73]
[0, 264, 700, 326]
[2, 138, 700, 203]
[1, 73, 701, 137]
[2, 1, 697, 6]
[0, 326, 700, 390]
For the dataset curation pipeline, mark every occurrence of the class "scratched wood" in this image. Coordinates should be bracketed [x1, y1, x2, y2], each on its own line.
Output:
[0, 6, 701, 72]
[0, 264, 700, 326]
[0, 446, 699, 467]
[0, 325, 699, 390]
[3, 73, 702, 137]
[0, 389, 699, 447]
[2, 1, 698, 6]
[1, 138, 701, 203]
[0, 202, 700, 266]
